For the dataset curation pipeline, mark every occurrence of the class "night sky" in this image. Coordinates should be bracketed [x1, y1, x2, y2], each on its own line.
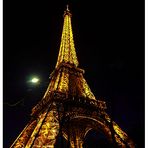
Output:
[4, 0, 144, 147]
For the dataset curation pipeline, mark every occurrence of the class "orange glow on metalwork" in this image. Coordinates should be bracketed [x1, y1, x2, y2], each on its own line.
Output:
[53, 72, 61, 91]
[56, 9, 79, 68]
[58, 70, 69, 92]
[113, 122, 128, 140]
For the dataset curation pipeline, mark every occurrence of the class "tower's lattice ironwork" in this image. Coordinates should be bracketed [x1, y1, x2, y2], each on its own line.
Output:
[10, 6, 135, 148]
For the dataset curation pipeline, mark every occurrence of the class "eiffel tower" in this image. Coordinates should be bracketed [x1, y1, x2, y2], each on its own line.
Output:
[10, 5, 135, 148]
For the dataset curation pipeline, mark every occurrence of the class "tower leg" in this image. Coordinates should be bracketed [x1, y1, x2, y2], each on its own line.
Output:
[70, 139, 83, 148]
[68, 127, 84, 148]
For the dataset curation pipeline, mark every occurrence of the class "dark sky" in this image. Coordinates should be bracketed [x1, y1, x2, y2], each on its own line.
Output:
[4, 0, 144, 148]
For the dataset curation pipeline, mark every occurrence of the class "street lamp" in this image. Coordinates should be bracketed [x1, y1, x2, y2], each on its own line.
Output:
[31, 77, 39, 83]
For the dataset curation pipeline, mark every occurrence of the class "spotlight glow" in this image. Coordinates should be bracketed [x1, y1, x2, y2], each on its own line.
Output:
[31, 77, 39, 83]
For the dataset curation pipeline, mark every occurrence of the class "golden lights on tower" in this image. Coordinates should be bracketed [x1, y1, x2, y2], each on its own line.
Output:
[56, 6, 79, 68]
[10, 5, 135, 148]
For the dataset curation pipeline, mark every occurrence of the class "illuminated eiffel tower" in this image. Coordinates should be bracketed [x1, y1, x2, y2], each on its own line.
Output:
[10, 5, 135, 148]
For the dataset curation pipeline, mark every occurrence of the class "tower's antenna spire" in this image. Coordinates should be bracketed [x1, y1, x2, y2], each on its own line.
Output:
[66, 4, 69, 11]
